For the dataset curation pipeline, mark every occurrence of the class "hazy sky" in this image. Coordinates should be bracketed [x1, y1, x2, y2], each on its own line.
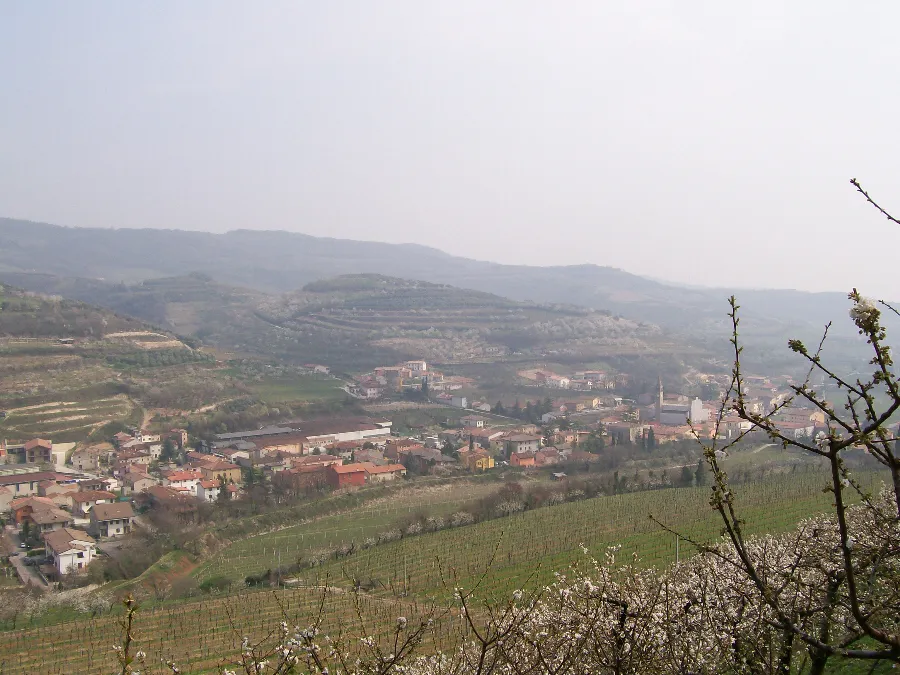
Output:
[2, 2, 899, 296]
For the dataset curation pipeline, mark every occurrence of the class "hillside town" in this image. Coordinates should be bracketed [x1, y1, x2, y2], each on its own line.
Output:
[0, 355, 836, 588]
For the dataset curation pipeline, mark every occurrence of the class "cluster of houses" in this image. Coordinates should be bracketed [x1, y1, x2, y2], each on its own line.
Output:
[350, 360, 474, 400]
[518, 368, 631, 391]
[1, 470, 135, 578]
[588, 375, 832, 444]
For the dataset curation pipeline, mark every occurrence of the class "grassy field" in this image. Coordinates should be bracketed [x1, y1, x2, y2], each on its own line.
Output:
[248, 375, 347, 404]
[291, 471, 884, 601]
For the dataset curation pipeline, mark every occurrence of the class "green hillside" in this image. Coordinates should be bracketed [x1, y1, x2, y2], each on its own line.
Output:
[285, 471, 877, 601]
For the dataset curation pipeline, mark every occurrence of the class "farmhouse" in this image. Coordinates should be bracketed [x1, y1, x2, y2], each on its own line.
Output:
[24, 438, 54, 464]
[90, 501, 135, 537]
[510, 452, 536, 468]
[460, 415, 485, 428]
[504, 434, 542, 456]
[196, 460, 242, 484]
[363, 463, 407, 482]
[44, 528, 97, 577]
[197, 479, 222, 502]
[450, 395, 469, 409]
[535, 447, 561, 466]
[0, 439, 55, 464]
[326, 464, 368, 489]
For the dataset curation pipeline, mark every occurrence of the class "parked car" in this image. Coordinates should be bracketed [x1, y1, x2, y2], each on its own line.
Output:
[19, 542, 27, 549]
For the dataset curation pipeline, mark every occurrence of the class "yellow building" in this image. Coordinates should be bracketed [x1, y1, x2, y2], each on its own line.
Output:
[467, 452, 495, 471]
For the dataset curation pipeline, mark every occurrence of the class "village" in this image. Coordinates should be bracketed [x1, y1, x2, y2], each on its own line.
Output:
[0, 356, 829, 589]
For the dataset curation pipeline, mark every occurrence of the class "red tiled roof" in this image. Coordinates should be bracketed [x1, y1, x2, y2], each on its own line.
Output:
[363, 463, 406, 474]
[164, 470, 203, 481]
[24, 438, 52, 450]
[198, 460, 239, 471]
[11, 496, 56, 511]
[329, 463, 368, 474]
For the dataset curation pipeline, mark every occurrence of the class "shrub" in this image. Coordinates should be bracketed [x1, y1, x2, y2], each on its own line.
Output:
[198, 575, 232, 593]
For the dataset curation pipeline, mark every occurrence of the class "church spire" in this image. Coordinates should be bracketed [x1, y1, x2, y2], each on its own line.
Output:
[657, 375, 664, 423]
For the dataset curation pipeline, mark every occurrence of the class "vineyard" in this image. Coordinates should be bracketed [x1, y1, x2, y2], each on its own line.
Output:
[193, 481, 505, 583]
[289, 470, 884, 600]
[0, 471, 885, 673]
[0, 587, 455, 675]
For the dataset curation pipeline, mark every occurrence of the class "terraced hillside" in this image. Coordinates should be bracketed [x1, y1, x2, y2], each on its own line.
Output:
[0, 284, 240, 443]
[261, 274, 665, 363]
[1, 272, 685, 370]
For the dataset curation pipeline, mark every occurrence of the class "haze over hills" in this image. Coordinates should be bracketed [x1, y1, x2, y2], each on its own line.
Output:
[0, 217, 880, 344]
[0, 272, 679, 370]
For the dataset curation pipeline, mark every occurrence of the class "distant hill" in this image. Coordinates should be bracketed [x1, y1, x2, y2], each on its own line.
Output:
[0, 282, 149, 338]
[0, 272, 684, 370]
[1, 217, 886, 361]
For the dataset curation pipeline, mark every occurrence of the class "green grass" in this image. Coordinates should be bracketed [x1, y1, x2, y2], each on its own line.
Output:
[249, 376, 346, 404]
[292, 471, 885, 601]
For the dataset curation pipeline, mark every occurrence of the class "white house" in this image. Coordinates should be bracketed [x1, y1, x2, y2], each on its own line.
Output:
[362, 384, 383, 399]
[163, 469, 203, 496]
[197, 479, 221, 502]
[689, 397, 709, 424]
[362, 463, 407, 483]
[90, 502, 135, 537]
[44, 528, 97, 576]
[460, 415, 485, 428]
[450, 395, 469, 409]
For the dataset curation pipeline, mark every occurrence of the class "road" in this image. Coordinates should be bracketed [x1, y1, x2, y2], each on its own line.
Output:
[1, 526, 49, 591]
